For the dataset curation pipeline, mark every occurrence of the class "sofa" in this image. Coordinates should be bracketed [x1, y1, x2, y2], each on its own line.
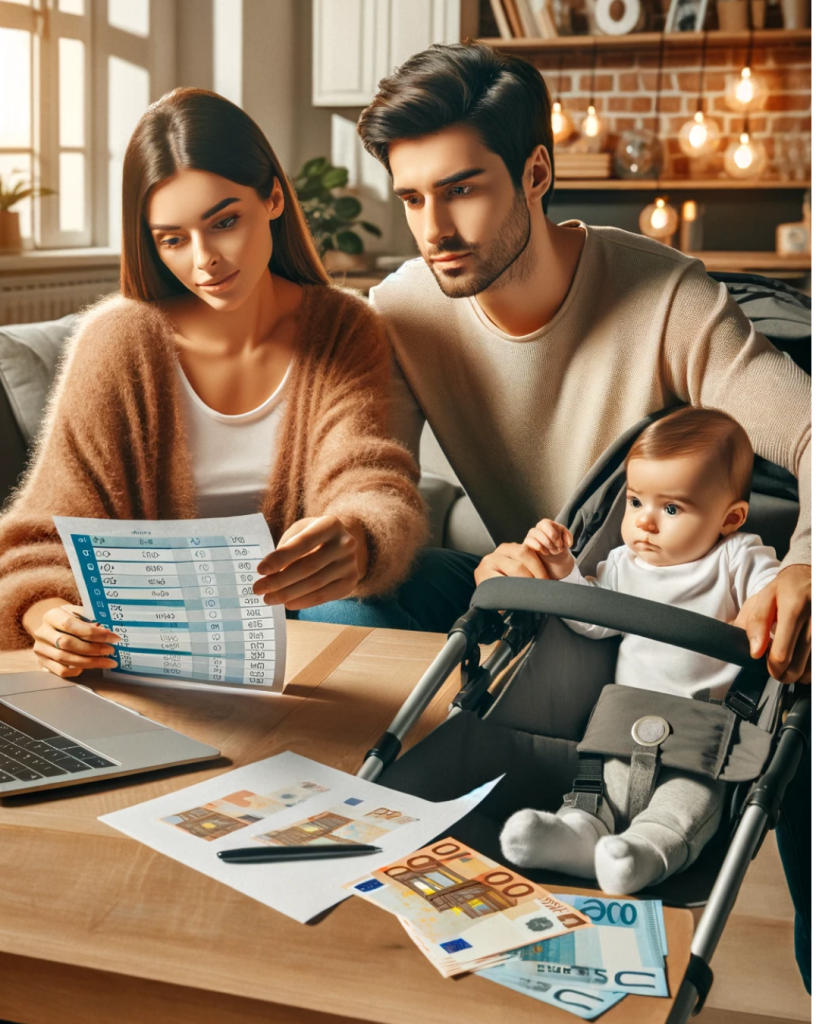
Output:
[0, 273, 810, 558]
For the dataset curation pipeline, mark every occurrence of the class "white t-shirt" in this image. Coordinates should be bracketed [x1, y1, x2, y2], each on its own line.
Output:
[177, 362, 290, 518]
[561, 533, 780, 699]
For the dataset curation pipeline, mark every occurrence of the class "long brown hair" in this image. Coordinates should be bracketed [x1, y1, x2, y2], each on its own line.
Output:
[121, 87, 328, 300]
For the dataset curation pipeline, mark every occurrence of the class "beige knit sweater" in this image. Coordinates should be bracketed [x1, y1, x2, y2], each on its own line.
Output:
[0, 285, 428, 650]
[373, 221, 811, 569]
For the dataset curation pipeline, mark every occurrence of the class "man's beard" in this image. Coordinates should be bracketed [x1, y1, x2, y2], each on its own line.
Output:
[425, 191, 533, 299]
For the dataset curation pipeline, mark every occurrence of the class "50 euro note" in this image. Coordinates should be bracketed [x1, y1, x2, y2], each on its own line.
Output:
[485, 894, 669, 998]
[344, 837, 591, 978]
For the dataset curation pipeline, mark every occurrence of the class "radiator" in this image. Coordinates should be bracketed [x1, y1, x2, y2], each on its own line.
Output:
[0, 269, 120, 326]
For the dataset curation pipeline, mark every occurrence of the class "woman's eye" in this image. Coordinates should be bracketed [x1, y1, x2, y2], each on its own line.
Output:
[214, 214, 238, 229]
[664, 504, 680, 516]
[160, 235, 183, 249]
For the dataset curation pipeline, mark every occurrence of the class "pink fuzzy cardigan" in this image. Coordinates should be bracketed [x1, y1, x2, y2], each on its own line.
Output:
[0, 285, 428, 649]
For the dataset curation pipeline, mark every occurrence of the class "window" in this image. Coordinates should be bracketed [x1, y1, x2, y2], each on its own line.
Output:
[0, 0, 174, 251]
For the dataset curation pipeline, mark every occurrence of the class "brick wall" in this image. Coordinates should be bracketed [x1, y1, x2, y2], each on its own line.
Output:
[530, 42, 810, 178]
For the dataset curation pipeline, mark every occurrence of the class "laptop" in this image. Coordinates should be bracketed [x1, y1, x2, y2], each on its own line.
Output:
[0, 672, 220, 796]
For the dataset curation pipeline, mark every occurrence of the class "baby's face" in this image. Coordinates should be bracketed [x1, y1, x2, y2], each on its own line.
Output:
[621, 455, 744, 567]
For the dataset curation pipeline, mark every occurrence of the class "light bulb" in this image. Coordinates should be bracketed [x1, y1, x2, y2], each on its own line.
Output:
[639, 197, 679, 242]
[725, 66, 769, 112]
[678, 110, 721, 157]
[580, 105, 608, 152]
[724, 130, 767, 179]
[551, 100, 576, 144]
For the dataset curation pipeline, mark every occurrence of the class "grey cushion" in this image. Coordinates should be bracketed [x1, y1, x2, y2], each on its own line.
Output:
[0, 314, 77, 442]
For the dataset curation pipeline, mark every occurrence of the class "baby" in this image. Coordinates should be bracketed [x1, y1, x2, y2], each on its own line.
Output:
[499, 407, 780, 895]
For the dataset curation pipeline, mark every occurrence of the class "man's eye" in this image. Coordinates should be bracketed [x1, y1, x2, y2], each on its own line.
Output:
[214, 214, 238, 229]
[664, 504, 680, 516]
[402, 195, 421, 207]
[449, 185, 474, 197]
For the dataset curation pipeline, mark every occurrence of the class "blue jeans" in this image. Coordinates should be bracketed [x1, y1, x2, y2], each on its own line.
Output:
[776, 732, 811, 993]
[288, 548, 481, 633]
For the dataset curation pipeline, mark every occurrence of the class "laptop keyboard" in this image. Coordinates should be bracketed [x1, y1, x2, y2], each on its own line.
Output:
[0, 701, 116, 784]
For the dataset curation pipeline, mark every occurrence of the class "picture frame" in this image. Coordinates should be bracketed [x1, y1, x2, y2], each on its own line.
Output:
[664, 0, 708, 31]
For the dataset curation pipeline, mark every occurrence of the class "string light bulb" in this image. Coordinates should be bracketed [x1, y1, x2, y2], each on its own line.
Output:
[724, 125, 767, 178]
[551, 99, 576, 144]
[639, 197, 679, 243]
[725, 65, 769, 111]
[580, 104, 608, 151]
[678, 110, 721, 157]
[679, 33, 720, 158]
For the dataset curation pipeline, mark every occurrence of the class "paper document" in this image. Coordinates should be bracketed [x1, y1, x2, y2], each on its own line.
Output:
[54, 514, 285, 693]
[98, 751, 501, 923]
[482, 893, 669, 999]
[346, 840, 591, 977]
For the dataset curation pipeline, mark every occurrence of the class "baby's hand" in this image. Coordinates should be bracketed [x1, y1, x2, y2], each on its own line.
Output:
[523, 519, 576, 579]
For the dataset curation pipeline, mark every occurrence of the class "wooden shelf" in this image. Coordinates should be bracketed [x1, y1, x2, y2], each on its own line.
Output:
[479, 28, 810, 53]
[691, 250, 810, 271]
[554, 178, 811, 190]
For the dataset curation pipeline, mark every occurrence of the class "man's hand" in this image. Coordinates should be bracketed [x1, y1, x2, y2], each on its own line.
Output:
[523, 519, 576, 580]
[474, 542, 550, 586]
[734, 564, 811, 684]
[253, 515, 369, 610]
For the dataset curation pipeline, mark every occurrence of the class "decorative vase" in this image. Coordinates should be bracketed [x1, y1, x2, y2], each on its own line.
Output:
[0, 210, 22, 255]
[322, 250, 369, 275]
[717, 0, 748, 29]
[780, 0, 809, 28]
[614, 130, 664, 179]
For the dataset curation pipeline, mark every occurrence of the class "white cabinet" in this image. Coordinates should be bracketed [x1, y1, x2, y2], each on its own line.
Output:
[312, 0, 466, 107]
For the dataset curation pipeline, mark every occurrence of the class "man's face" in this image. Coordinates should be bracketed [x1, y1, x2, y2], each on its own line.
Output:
[389, 125, 531, 298]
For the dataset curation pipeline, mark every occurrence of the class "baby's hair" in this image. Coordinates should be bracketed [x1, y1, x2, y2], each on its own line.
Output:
[626, 407, 754, 502]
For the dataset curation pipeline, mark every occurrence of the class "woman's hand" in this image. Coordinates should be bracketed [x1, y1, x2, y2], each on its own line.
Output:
[253, 515, 369, 610]
[22, 599, 120, 678]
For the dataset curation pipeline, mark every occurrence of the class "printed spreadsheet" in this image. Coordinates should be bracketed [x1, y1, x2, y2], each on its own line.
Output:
[54, 514, 286, 693]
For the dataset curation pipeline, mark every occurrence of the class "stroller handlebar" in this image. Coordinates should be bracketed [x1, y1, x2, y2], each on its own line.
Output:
[471, 579, 768, 676]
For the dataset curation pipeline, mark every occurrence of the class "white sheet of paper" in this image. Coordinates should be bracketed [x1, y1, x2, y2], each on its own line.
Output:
[98, 751, 501, 923]
[54, 514, 286, 694]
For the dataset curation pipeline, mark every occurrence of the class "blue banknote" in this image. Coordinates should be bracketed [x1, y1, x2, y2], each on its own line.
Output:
[489, 894, 669, 999]
[480, 968, 627, 1020]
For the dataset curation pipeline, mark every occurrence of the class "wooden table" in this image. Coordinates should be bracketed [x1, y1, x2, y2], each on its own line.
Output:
[0, 623, 693, 1024]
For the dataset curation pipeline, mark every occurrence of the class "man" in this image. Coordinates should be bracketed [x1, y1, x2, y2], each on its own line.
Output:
[358, 41, 811, 989]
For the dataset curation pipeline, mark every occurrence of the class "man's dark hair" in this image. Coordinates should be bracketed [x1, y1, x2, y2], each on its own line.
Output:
[357, 43, 555, 214]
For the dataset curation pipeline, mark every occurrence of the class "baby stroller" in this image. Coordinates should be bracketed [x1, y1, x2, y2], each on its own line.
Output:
[356, 404, 810, 1023]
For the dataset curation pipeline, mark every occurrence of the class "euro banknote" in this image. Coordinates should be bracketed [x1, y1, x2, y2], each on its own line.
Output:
[345, 837, 591, 977]
[479, 969, 628, 1021]
[489, 894, 669, 998]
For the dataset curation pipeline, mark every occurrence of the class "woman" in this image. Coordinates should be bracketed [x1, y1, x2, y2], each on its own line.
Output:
[0, 88, 427, 676]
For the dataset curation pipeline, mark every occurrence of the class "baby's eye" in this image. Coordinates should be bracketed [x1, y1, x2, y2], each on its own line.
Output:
[628, 497, 641, 509]
[214, 214, 238, 229]
[664, 504, 680, 516]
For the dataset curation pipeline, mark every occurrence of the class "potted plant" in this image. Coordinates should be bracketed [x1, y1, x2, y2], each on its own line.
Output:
[293, 157, 381, 273]
[0, 173, 56, 254]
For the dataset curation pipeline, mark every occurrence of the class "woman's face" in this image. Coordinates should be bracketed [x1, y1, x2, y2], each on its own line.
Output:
[147, 168, 283, 310]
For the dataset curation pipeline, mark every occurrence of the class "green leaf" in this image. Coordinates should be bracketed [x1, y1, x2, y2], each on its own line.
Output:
[322, 237, 336, 252]
[333, 195, 362, 221]
[359, 220, 382, 236]
[300, 157, 329, 179]
[336, 230, 363, 254]
[320, 167, 348, 189]
[296, 183, 326, 202]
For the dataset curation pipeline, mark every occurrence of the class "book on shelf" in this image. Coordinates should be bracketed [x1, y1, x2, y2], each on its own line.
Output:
[489, 0, 513, 38]
[501, 0, 526, 37]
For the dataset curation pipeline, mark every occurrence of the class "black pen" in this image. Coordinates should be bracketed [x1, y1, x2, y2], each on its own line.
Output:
[218, 843, 382, 863]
